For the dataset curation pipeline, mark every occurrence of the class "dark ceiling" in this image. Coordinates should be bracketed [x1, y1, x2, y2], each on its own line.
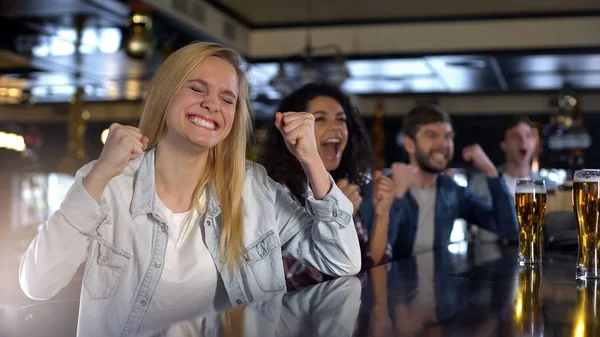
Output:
[249, 53, 600, 101]
[0, 0, 214, 103]
[0, 0, 599, 112]
[207, 0, 600, 28]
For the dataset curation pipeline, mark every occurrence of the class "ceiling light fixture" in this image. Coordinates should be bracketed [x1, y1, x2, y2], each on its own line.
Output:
[268, 0, 350, 94]
[268, 42, 351, 95]
[444, 59, 487, 69]
[269, 42, 350, 95]
[123, 1, 155, 60]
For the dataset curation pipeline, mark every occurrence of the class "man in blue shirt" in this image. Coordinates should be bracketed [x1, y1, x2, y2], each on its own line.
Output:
[387, 105, 518, 258]
[469, 115, 558, 242]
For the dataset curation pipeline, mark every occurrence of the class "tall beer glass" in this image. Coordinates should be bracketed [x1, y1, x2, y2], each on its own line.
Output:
[515, 180, 547, 265]
[574, 170, 600, 279]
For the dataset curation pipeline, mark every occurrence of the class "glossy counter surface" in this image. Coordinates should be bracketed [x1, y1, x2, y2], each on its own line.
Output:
[0, 243, 592, 337]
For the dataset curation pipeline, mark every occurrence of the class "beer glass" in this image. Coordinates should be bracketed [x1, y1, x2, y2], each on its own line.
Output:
[515, 180, 547, 265]
[574, 170, 600, 279]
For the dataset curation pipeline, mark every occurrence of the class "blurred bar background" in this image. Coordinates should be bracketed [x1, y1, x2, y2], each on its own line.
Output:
[1, 0, 600, 302]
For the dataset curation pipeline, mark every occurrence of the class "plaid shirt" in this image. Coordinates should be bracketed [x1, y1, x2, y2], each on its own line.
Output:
[283, 209, 393, 291]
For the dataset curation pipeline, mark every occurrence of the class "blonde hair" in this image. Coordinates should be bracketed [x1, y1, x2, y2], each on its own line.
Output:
[221, 306, 244, 337]
[138, 42, 252, 266]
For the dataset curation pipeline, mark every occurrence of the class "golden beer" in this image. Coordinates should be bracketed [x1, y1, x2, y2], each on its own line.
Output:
[515, 191, 547, 265]
[573, 179, 600, 279]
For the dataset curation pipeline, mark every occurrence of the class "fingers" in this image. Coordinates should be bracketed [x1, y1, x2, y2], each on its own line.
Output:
[350, 185, 361, 197]
[122, 125, 142, 133]
[352, 195, 363, 210]
[349, 188, 361, 203]
[339, 182, 360, 196]
[275, 112, 309, 130]
[347, 187, 362, 209]
[274, 112, 283, 131]
[336, 179, 349, 190]
[335, 179, 361, 213]
[373, 170, 389, 199]
[108, 123, 121, 132]
[390, 162, 418, 198]
[282, 114, 313, 135]
[336, 179, 360, 199]
[462, 145, 476, 161]
[106, 124, 149, 157]
[275, 112, 314, 146]
[374, 175, 394, 200]
[141, 136, 149, 150]
[282, 117, 310, 136]
[462, 146, 472, 158]
[376, 176, 394, 191]
[282, 127, 304, 145]
[124, 130, 143, 146]
[120, 130, 143, 147]
[280, 111, 308, 124]
[108, 124, 143, 143]
[118, 124, 142, 137]
[130, 142, 144, 160]
[462, 144, 480, 154]
[374, 170, 382, 181]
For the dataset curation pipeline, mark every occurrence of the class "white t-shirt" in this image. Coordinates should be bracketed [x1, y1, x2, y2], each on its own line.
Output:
[410, 184, 437, 254]
[502, 172, 530, 197]
[139, 193, 229, 332]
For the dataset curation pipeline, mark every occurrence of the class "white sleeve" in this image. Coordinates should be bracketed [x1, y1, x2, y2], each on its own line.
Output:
[19, 165, 111, 300]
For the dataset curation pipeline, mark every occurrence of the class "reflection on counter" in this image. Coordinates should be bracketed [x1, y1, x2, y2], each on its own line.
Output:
[2, 240, 600, 336]
[512, 266, 544, 337]
[573, 279, 600, 337]
[136, 276, 362, 337]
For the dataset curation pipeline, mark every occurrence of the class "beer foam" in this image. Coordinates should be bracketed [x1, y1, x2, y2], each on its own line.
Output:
[574, 170, 600, 181]
[574, 175, 600, 183]
[515, 186, 546, 194]
[573, 176, 600, 183]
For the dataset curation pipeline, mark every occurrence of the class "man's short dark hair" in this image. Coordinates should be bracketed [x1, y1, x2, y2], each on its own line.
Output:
[402, 104, 453, 139]
[502, 115, 534, 140]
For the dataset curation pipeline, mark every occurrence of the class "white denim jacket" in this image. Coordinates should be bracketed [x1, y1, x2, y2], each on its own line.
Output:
[19, 148, 360, 337]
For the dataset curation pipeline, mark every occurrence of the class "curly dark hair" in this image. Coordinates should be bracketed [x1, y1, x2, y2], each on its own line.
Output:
[259, 83, 373, 205]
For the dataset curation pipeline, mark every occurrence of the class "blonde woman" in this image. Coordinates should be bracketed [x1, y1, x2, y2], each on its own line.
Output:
[19, 42, 360, 337]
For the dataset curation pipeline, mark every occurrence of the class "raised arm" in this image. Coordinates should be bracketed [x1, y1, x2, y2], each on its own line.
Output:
[268, 111, 361, 275]
[20, 123, 147, 300]
[460, 144, 518, 238]
[457, 179, 519, 238]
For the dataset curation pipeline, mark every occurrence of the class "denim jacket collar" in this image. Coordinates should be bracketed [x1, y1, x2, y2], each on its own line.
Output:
[129, 148, 222, 222]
